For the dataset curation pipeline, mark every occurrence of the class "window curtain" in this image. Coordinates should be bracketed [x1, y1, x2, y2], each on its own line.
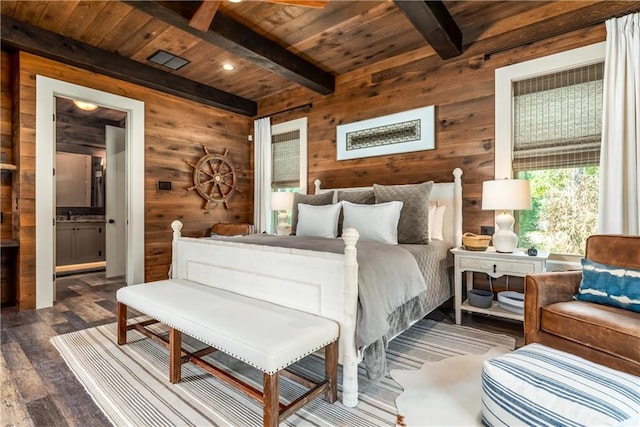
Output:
[598, 13, 640, 235]
[253, 117, 272, 233]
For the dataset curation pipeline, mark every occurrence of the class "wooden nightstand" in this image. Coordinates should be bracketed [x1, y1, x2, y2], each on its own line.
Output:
[450, 247, 549, 325]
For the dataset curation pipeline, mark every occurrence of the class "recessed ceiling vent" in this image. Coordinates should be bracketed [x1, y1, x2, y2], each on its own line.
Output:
[147, 50, 190, 71]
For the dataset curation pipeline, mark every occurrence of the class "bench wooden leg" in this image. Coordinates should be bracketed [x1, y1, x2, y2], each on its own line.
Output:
[169, 328, 182, 384]
[325, 340, 338, 403]
[263, 372, 279, 427]
[117, 303, 127, 345]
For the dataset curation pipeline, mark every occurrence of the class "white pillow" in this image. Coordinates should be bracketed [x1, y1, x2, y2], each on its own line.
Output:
[296, 203, 342, 238]
[429, 204, 447, 241]
[342, 200, 403, 244]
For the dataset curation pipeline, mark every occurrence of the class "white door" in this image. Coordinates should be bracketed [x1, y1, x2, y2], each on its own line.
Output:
[105, 125, 126, 278]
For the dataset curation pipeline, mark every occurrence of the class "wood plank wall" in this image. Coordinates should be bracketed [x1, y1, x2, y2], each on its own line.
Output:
[257, 24, 608, 236]
[1, 50, 13, 240]
[5, 51, 253, 309]
[1, 50, 16, 306]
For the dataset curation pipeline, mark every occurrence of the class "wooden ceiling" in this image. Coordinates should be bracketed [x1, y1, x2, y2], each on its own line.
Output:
[1, 1, 638, 116]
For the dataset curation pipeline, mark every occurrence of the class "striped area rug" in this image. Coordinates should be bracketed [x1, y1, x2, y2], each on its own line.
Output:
[51, 319, 515, 426]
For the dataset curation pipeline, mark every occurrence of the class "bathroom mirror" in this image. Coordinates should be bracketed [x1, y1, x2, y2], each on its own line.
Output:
[56, 151, 106, 214]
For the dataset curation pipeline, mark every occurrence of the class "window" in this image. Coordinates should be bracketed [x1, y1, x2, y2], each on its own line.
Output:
[270, 118, 307, 230]
[495, 43, 605, 256]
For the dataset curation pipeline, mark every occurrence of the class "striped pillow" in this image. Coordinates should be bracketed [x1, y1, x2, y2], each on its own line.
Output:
[574, 259, 640, 313]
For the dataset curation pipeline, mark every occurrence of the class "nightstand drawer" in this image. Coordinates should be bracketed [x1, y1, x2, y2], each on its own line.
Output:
[459, 257, 538, 276]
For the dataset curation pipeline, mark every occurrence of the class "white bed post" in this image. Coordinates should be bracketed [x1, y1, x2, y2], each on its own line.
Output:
[314, 179, 321, 194]
[340, 227, 360, 408]
[452, 168, 463, 248]
[170, 220, 183, 279]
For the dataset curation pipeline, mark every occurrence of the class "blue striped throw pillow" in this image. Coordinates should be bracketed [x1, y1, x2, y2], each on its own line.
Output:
[574, 258, 640, 312]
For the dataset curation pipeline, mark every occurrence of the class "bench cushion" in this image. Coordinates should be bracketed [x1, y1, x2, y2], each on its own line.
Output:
[117, 279, 339, 374]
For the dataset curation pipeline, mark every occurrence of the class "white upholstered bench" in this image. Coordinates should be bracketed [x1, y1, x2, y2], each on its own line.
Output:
[116, 279, 340, 427]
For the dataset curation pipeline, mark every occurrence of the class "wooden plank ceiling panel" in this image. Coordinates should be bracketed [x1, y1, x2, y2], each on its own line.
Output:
[97, 8, 153, 51]
[12, 0, 46, 23]
[37, 1, 81, 34]
[456, 1, 598, 44]
[327, 26, 426, 75]
[223, 1, 377, 48]
[60, 1, 109, 40]
[290, 3, 424, 74]
[115, 18, 171, 58]
[76, 1, 132, 46]
[274, 1, 383, 46]
[128, 26, 201, 64]
[0, 1, 18, 17]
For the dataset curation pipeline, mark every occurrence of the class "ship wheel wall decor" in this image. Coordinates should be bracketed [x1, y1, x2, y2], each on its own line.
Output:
[186, 146, 241, 210]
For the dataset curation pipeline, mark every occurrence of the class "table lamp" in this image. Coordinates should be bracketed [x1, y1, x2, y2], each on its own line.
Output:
[482, 179, 531, 253]
[271, 192, 294, 236]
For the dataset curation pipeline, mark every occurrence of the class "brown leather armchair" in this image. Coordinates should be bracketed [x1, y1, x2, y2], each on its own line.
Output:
[524, 234, 640, 376]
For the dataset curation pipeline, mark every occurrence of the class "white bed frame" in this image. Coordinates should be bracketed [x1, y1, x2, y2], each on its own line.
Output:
[169, 167, 462, 407]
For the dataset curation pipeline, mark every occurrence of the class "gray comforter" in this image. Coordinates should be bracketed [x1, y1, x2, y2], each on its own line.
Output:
[215, 234, 452, 379]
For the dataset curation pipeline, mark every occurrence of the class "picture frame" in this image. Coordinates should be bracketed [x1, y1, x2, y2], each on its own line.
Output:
[336, 105, 435, 161]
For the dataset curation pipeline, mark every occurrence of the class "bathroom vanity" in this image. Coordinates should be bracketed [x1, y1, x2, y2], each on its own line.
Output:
[55, 217, 106, 266]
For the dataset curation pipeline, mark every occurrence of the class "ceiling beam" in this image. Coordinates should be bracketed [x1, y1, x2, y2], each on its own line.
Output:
[394, 0, 462, 60]
[1, 15, 257, 116]
[125, 1, 335, 95]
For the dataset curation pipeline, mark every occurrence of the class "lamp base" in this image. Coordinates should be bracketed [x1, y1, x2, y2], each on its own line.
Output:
[276, 211, 290, 236]
[492, 212, 518, 253]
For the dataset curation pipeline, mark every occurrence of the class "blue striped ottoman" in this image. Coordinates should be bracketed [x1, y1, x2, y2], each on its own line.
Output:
[481, 343, 639, 426]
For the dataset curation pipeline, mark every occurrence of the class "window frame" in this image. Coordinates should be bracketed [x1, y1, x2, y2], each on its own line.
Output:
[268, 117, 308, 233]
[494, 42, 605, 263]
[270, 117, 308, 193]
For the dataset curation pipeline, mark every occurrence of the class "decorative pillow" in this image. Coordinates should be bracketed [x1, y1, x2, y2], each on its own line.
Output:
[337, 190, 375, 205]
[429, 204, 447, 241]
[337, 190, 375, 236]
[373, 181, 433, 244]
[342, 200, 403, 244]
[574, 259, 640, 313]
[296, 203, 342, 238]
[291, 191, 334, 235]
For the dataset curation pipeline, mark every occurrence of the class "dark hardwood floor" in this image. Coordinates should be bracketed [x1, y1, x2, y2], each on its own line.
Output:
[1, 271, 125, 427]
[1, 271, 523, 426]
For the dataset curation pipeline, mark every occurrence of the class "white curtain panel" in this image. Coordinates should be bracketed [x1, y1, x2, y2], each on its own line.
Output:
[598, 13, 640, 235]
[253, 117, 272, 233]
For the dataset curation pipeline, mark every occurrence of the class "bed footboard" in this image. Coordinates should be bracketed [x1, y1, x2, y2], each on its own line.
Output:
[170, 220, 362, 407]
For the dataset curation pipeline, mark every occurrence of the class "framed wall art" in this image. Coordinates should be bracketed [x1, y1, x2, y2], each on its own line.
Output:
[336, 105, 435, 161]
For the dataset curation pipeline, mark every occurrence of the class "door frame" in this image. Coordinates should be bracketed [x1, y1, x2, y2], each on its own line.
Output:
[36, 75, 145, 308]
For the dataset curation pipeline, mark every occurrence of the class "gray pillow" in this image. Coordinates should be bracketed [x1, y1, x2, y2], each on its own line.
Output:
[336, 190, 375, 236]
[337, 189, 375, 205]
[291, 191, 334, 235]
[373, 181, 433, 244]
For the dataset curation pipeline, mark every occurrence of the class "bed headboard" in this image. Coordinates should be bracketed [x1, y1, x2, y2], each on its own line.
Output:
[314, 168, 463, 248]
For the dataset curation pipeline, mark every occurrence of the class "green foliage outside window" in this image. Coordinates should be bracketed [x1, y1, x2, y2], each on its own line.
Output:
[517, 167, 599, 256]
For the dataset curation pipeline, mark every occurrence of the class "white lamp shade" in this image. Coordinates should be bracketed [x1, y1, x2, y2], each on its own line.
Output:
[482, 179, 532, 211]
[270, 191, 294, 211]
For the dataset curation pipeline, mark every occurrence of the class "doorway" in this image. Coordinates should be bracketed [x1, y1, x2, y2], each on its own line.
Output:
[54, 98, 127, 282]
[35, 76, 145, 309]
